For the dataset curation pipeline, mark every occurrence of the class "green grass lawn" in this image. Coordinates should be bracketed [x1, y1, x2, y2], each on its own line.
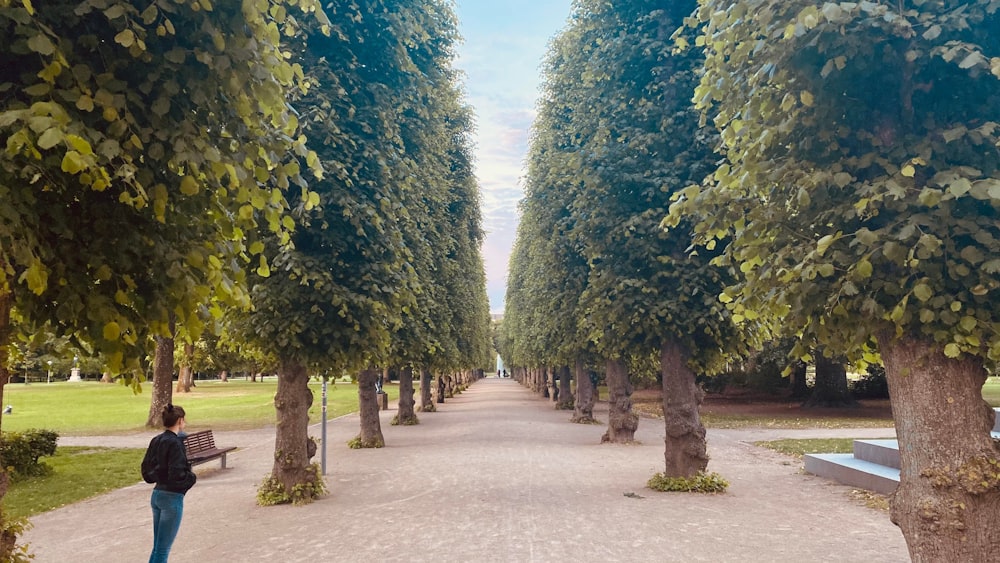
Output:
[756, 437, 869, 458]
[0, 379, 398, 436]
[2, 379, 400, 519]
[5, 447, 146, 519]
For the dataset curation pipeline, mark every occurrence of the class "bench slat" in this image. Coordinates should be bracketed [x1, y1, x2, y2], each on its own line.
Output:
[183, 430, 236, 468]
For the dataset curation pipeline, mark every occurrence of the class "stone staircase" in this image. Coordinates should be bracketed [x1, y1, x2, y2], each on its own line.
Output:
[803, 409, 1000, 495]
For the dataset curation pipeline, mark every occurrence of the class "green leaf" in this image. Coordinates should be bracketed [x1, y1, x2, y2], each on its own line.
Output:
[37, 127, 63, 149]
[179, 176, 199, 196]
[61, 151, 86, 174]
[114, 29, 136, 48]
[800, 91, 814, 107]
[944, 343, 961, 358]
[959, 316, 977, 332]
[913, 283, 933, 302]
[855, 259, 873, 279]
[816, 234, 835, 256]
[103, 321, 121, 341]
[66, 134, 93, 155]
[27, 33, 56, 56]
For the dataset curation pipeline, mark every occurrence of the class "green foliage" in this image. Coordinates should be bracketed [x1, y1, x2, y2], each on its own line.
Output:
[390, 414, 419, 426]
[503, 0, 744, 373]
[675, 0, 1000, 363]
[0, 509, 34, 562]
[347, 435, 384, 449]
[647, 471, 728, 493]
[256, 463, 326, 506]
[1, 429, 57, 479]
[0, 0, 328, 378]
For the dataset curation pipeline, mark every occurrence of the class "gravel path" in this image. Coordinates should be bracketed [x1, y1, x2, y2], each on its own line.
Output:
[24, 378, 909, 562]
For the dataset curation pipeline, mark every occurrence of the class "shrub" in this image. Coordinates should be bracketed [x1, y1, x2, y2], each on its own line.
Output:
[0, 509, 34, 562]
[256, 464, 327, 506]
[647, 471, 729, 493]
[1, 430, 58, 479]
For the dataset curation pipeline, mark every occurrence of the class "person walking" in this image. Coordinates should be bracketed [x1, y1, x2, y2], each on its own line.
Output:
[143, 404, 197, 563]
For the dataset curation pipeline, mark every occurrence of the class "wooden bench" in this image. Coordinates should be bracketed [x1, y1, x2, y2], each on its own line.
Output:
[183, 430, 237, 469]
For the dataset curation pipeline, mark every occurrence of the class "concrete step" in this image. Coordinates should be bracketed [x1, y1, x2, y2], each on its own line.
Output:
[803, 453, 899, 495]
[853, 439, 899, 469]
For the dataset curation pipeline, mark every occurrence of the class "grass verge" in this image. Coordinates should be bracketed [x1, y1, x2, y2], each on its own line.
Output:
[5, 446, 145, 519]
[755, 437, 860, 457]
[0, 380, 398, 435]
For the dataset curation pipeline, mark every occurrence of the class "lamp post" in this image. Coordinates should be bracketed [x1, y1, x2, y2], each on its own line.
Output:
[47, 360, 52, 384]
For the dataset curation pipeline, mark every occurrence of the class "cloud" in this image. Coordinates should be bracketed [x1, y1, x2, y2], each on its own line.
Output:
[454, 0, 572, 313]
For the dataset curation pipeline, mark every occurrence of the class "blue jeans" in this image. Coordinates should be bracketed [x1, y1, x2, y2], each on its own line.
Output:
[149, 489, 184, 563]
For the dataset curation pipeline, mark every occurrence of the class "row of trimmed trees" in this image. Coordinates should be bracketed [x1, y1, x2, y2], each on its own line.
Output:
[502, 0, 1000, 560]
[0, 0, 491, 548]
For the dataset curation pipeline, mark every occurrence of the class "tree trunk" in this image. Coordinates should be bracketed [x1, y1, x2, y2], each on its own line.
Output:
[394, 366, 418, 425]
[803, 352, 857, 408]
[145, 319, 175, 428]
[556, 365, 573, 410]
[220, 370, 228, 382]
[435, 372, 445, 403]
[601, 358, 637, 443]
[789, 359, 809, 398]
[271, 359, 320, 495]
[356, 368, 384, 447]
[571, 360, 597, 423]
[660, 340, 709, 477]
[419, 369, 435, 412]
[0, 287, 18, 559]
[877, 331, 1000, 562]
[175, 342, 195, 393]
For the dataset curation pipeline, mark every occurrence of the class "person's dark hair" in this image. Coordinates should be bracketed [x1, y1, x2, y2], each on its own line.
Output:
[162, 404, 186, 428]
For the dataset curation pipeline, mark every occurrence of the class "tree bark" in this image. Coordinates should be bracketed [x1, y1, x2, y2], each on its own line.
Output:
[356, 368, 384, 447]
[556, 365, 574, 410]
[220, 370, 228, 382]
[175, 342, 195, 393]
[435, 372, 445, 403]
[601, 358, 637, 443]
[660, 340, 709, 477]
[271, 359, 319, 495]
[571, 360, 597, 423]
[419, 369, 435, 411]
[788, 359, 809, 398]
[100, 371, 113, 383]
[145, 318, 176, 428]
[803, 352, 857, 408]
[394, 366, 418, 425]
[877, 331, 1000, 562]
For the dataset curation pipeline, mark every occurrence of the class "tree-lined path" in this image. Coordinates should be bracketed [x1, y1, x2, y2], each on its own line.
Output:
[25, 379, 907, 562]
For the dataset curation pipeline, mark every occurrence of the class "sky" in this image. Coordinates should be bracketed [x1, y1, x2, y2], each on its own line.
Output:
[452, 0, 574, 314]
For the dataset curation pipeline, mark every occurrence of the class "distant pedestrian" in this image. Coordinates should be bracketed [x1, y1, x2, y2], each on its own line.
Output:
[143, 404, 197, 563]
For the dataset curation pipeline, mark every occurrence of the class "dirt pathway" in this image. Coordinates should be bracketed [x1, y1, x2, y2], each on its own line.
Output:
[24, 379, 909, 562]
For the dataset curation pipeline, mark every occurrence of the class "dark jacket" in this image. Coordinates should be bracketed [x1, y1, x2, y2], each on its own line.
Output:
[147, 430, 197, 495]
